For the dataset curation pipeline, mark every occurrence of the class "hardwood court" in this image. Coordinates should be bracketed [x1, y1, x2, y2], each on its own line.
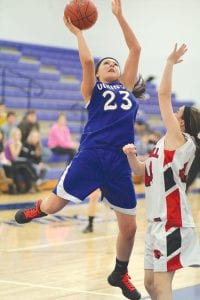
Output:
[0, 183, 200, 300]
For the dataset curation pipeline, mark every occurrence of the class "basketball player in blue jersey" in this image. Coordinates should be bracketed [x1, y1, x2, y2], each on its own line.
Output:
[15, 1, 143, 299]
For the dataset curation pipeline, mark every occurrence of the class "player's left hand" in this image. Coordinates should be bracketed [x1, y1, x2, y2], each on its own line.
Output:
[167, 43, 188, 65]
[112, 0, 122, 17]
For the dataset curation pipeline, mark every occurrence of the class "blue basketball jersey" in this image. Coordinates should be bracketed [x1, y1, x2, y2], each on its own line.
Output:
[80, 80, 139, 150]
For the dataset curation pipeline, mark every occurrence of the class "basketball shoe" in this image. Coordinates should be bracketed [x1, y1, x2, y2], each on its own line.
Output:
[15, 200, 47, 224]
[82, 224, 93, 233]
[108, 271, 141, 300]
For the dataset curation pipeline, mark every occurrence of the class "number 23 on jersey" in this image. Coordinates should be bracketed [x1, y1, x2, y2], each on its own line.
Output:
[102, 90, 132, 111]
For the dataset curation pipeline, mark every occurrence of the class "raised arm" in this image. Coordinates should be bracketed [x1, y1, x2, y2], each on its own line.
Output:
[63, 17, 96, 103]
[112, 0, 141, 91]
[123, 144, 145, 176]
[158, 44, 188, 149]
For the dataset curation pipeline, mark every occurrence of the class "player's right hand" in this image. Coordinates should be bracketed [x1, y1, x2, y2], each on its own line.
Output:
[122, 143, 137, 156]
[63, 16, 81, 35]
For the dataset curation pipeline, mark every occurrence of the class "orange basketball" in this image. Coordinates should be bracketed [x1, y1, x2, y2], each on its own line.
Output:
[64, 0, 98, 30]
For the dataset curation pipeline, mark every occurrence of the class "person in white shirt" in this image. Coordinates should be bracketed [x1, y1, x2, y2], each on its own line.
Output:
[123, 44, 200, 300]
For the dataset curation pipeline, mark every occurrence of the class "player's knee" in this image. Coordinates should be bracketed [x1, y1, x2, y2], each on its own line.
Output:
[154, 282, 165, 297]
[121, 223, 137, 240]
[144, 277, 154, 295]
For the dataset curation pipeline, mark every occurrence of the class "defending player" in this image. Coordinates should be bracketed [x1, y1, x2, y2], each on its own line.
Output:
[123, 44, 200, 300]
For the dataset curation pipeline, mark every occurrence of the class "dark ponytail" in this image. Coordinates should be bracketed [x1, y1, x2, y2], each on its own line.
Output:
[132, 74, 146, 99]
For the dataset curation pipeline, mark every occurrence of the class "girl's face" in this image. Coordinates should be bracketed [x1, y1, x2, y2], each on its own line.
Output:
[29, 131, 40, 145]
[8, 115, 16, 125]
[12, 129, 22, 141]
[58, 115, 66, 126]
[27, 113, 37, 124]
[96, 59, 120, 83]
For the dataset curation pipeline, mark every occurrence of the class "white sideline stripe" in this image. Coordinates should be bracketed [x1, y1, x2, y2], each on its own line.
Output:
[2, 234, 116, 252]
[0, 279, 122, 298]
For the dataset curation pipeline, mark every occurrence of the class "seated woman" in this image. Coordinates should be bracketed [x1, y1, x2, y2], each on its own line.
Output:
[0, 129, 16, 194]
[20, 130, 49, 184]
[4, 128, 37, 193]
[48, 113, 77, 163]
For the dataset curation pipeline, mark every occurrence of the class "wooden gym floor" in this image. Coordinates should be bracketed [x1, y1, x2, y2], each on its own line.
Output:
[0, 182, 200, 300]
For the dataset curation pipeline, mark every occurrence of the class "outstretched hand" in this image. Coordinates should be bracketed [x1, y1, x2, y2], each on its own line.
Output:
[63, 16, 81, 36]
[111, 0, 122, 17]
[167, 43, 188, 65]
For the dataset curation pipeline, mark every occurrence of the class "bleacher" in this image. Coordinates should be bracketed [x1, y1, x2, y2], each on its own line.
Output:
[0, 39, 195, 186]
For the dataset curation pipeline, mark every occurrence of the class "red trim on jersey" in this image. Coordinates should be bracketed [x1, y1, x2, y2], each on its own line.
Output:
[149, 147, 159, 158]
[145, 161, 153, 187]
[166, 189, 182, 231]
[164, 150, 175, 166]
[179, 162, 188, 183]
[167, 253, 182, 272]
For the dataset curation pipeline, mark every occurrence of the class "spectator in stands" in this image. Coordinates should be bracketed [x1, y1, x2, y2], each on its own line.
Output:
[20, 130, 49, 184]
[0, 164, 14, 194]
[0, 129, 16, 194]
[4, 127, 37, 193]
[4, 128, 23, 162]
[134, 118, 150, 137]
[18, 110, 39, 143]
[1, 111, 17, 141]
[135, 130, 162, 156]
[48, 113, 77, 163]
[0, 103, 7, 127]
[18, 109, 51, 163]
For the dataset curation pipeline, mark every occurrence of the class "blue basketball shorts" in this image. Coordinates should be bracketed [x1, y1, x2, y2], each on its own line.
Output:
[53, 148, 137, 215]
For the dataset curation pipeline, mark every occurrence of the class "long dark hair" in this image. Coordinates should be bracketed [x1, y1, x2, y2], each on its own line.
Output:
[132, 74, 146, 99]
[183, 106, 200, 147]
[183, 106, 200, 190]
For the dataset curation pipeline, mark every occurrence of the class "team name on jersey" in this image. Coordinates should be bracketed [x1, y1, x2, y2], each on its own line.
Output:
[97, 83, 123, 91]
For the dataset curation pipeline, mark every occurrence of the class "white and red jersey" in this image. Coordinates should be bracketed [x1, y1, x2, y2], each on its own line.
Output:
[145, 133, 196, 228]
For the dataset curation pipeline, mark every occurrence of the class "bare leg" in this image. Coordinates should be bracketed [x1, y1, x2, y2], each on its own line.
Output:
[15, 192, 70, 224]
[87, 189, 100, 216]
[82, 189, 100, 233]
[144, 269, 156, 300]
[115, 211, 136, 261]
[107, 211, 141, 299]
[40, 192, 69, 214]
[154, 271, 175, 300]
